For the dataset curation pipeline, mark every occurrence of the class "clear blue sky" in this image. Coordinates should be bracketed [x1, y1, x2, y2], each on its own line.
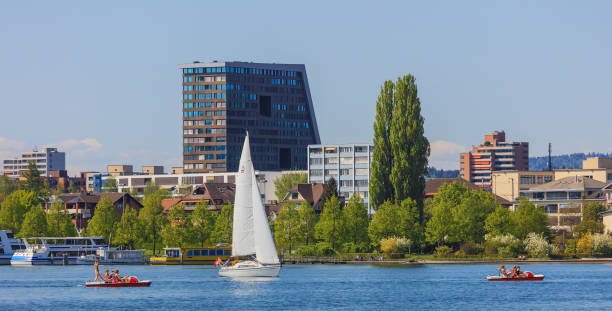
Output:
[1, 1, 611, 174]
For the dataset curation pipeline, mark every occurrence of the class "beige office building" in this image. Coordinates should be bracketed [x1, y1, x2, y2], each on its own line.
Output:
[107, 165, 134, 177]
[492, 157, 612, 202]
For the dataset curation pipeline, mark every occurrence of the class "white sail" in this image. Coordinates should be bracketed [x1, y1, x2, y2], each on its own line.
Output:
[251, 171, 280, 264]
[231, 133, 255, 257]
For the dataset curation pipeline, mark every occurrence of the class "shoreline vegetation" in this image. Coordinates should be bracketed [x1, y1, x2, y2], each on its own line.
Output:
[279, 257, 612, 265]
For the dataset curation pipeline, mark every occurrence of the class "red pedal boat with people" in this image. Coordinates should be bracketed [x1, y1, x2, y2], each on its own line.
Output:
[487, 265, 544, 281]
[85, 258, 151, 287]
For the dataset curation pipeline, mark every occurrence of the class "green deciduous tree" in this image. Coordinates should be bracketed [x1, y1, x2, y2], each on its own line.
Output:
[574, 202, 605, 235]
[273, 202, 301, 254]
[389, 75, 430, 218]
[426, 182, 496, 245]
[144, 181, 161, 198]
[47, 200, 77, 237]
[510, 198, 549, 240]
[190, 199, 217, 247]
[211, 202, 233, 244]
[274, 172, 307, 202]
[0, 175, 15, 197]
[18, 205, 48, 237]
[102, 177, 118, 192]
[485, 206, 513, 237]
[370, 80, 395, 210]
[315, 196, 344, 250]
[87, 197, 118, 242]
[0, 190, 38, 233]
[368, 198, 422, 245]
[114, 205, 141, 249]
[162, 204, 191, 248]
[342, 195, 369, 246]
[298, 201, 316, 245]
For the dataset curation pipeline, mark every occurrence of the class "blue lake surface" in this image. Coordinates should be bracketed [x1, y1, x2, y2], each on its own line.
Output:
[1, 263, 612, 310]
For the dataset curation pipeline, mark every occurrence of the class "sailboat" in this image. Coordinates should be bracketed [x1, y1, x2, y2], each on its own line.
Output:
[218, 132, 281, 277]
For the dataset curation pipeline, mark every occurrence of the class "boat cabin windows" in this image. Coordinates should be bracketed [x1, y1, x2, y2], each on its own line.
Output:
[165, 249, 180, 257]
[187, 250, 201, 256]
[6, 232, 14, 238]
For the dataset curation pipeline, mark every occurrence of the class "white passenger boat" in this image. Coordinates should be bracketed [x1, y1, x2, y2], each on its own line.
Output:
[10, 236, 107, 265]
[219, 133, 281, 278]
[76, 247, 145, 265]
[0, 230, 25, 265]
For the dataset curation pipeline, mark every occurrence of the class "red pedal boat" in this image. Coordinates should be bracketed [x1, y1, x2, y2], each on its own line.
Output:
[487, 271, 544, 281]
[85, 277, 151, 287]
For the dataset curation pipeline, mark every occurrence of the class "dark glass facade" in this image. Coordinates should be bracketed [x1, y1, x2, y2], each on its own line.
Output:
[180, 62, 320, 173]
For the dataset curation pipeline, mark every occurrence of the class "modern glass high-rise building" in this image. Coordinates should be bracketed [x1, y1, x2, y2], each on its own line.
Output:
[179, 61, 320, 173]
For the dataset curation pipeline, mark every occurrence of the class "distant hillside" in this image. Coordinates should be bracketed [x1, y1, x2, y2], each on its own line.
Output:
[529, 152, 612, 171]
[428, 167, 460, 178]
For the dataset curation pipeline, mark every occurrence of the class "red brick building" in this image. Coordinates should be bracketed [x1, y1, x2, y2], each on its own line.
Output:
[460, 131, 528, 189]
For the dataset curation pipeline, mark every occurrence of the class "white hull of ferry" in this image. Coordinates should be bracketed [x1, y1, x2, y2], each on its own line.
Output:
[219, 262, 280, 278]
[10, 255, 75, 265]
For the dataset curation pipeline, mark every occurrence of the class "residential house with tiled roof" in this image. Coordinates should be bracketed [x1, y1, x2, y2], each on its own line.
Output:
[47, 192, 142, 230]
[161, 183, 235, 213]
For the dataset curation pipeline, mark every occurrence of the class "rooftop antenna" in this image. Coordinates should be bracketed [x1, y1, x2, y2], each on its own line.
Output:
[548, 143, 552, 171]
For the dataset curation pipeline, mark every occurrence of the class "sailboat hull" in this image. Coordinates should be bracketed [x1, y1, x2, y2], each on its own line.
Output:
[219, 263, 280, 278]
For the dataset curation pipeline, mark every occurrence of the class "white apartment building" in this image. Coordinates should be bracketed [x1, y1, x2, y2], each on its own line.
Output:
[307, 144, 373, 212]
[2, 147, 65, 177]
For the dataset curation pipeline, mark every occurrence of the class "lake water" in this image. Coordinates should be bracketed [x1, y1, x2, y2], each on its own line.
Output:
[1, 263, 612, 310]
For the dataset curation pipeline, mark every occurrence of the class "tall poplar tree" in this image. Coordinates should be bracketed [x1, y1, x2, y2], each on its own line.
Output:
[389, 75, 430, 218]
[370, 81, 395, 210]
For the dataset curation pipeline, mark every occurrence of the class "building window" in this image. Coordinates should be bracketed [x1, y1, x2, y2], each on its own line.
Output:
[340, 180, 353, 187]
[355, 168, 369, 176]
[340, 169, 353, 176]
[310, 169, 323, 176]
[217, 154, 226, 160]
[546, 192, 567, 200]
[325, 169, 338, 175]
